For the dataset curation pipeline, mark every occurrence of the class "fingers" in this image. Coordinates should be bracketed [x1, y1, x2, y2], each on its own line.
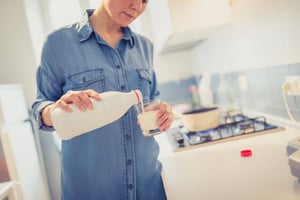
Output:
[85, 89, 102, 101]
[56, 98, 73, 112]
[56, 89, 101, 112]
[157, 102, 174, 131]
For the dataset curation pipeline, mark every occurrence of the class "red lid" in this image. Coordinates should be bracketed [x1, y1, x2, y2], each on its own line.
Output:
[240, 149, 252, 157]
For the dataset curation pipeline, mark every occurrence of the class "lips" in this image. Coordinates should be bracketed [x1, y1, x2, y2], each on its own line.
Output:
[123, 11, 136, 20]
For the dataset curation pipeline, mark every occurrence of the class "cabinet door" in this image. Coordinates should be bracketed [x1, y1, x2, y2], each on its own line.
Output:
[148, 0, 232, 52]
[0, 84, 29, 126]
[1, 122, 51, 200]
[0, 139, 10, 182]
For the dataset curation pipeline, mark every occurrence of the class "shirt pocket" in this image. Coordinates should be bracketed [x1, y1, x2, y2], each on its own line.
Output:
[137, 69, 152, 102]
[65, 69, 106, 93]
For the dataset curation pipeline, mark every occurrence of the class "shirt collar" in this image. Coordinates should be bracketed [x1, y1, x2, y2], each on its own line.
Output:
[76, 9, 135, 48]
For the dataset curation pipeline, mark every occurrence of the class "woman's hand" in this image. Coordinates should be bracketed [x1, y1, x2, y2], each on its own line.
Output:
[54, 89, 102, 112]
[42, 89, 101, 126]
[157, 102, 174, 132]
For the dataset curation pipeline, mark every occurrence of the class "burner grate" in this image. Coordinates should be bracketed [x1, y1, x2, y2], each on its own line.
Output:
[169, 113, 284, 151]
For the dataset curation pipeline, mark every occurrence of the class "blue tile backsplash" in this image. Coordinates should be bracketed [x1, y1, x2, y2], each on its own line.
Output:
[159, 63, 300, 122]
[158, 77, 198, 104]
[213, 63, 300, 121]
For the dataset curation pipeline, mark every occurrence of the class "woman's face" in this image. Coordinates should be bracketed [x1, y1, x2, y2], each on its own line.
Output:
[104, 0, 149, 27]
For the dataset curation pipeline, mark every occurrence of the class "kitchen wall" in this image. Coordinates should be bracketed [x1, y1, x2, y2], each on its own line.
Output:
[154, 49, 198, 83]
[191, 0, 300, 74]
[154, 0, 300, 122]
[153, 0, 300, 76]
[0, 0, 38, 106]
[210, 63, 300, 120]
[158, 76, 198, 103]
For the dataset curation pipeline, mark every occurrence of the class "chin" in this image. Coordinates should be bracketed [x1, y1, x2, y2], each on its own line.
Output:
[118, 18, 135, 27]
[119, 22, 132, 27]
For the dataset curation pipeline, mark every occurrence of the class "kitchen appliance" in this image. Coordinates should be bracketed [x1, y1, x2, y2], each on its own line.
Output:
[282, 78, 300, 182]
[167, 110, 284, 152]
[287, 137, 300, 182]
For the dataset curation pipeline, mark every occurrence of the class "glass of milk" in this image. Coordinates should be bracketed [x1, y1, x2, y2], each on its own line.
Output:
[135, 99, 161, 137]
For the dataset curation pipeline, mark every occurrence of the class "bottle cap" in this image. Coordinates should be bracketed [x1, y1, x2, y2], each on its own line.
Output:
[133, 90, 143, 103]
[240, 149, 252, 157]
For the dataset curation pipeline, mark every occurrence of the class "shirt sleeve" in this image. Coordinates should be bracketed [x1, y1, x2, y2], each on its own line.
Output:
[31, 41, 63, 131]
[150, 70, 160, 100]
[33, 101, 55, 131]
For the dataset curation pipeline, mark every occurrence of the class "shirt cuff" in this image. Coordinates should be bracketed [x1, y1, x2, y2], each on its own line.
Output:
[35, 101, 56, 132]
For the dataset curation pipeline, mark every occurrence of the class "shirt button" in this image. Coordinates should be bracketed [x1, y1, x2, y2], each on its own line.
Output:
[126, 135, 131, 140]
[120, 85, 126, 91]
[128, 184, 133, 190]
[116, 65, 121, 69]
[127, 159, 132, 165]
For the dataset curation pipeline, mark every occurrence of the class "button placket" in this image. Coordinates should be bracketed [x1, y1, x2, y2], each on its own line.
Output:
[126, 134, 131, 140]
[120, 85, 126, 91]
[123, 115, 135, 199]
[112, 51, 126, 92]
[113, 49, 136, 198]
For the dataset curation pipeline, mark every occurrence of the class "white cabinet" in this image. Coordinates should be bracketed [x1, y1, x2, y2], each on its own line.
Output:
[0, 85, 29, 126]
[148, 0, 232, 53]
[0, 182, 16, 200]
[0, 84, 51, 200]
[1, 123, 51, 200]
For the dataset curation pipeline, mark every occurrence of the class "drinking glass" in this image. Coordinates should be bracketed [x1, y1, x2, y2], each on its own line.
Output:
[135, 99, 161, 137]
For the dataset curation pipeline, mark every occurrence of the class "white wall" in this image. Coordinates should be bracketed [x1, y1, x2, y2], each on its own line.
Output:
[154, 49, 197, 83]
[192, 0, 300, 74]
[0, 0, 85, 107]
[153, 0, 300, 79]
[0, 0, 37, 107]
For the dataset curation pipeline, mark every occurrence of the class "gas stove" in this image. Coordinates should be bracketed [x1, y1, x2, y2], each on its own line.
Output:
[167, 110, 285, 152]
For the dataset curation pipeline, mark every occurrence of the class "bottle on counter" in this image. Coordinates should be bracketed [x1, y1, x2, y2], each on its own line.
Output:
[50, 90, 143, 140]
[198, 73, 214, 107]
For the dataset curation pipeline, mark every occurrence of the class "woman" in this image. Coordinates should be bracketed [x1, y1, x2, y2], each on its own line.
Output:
[32, 0, 173, 199]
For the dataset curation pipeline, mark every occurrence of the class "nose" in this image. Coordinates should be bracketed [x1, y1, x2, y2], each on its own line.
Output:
[130, 0, 143, 11]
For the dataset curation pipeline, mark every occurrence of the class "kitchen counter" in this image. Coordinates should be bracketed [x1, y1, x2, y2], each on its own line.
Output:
[155, 118, 300, 200]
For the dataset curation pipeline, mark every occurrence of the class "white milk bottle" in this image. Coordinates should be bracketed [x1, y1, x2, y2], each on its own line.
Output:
[50, 90, 142, 140]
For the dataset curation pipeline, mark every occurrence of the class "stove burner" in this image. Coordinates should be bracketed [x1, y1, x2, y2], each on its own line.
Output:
[169, 111, 283, 152]
[223, 110, 245, 124]
[187, 129, 216, 145]
[238, 120, 255, 134]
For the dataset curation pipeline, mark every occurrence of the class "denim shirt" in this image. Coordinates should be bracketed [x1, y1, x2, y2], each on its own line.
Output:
[32, 10, 166, 200]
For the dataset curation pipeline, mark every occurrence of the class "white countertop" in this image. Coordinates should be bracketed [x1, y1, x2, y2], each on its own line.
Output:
[155, 118, 300, 200]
